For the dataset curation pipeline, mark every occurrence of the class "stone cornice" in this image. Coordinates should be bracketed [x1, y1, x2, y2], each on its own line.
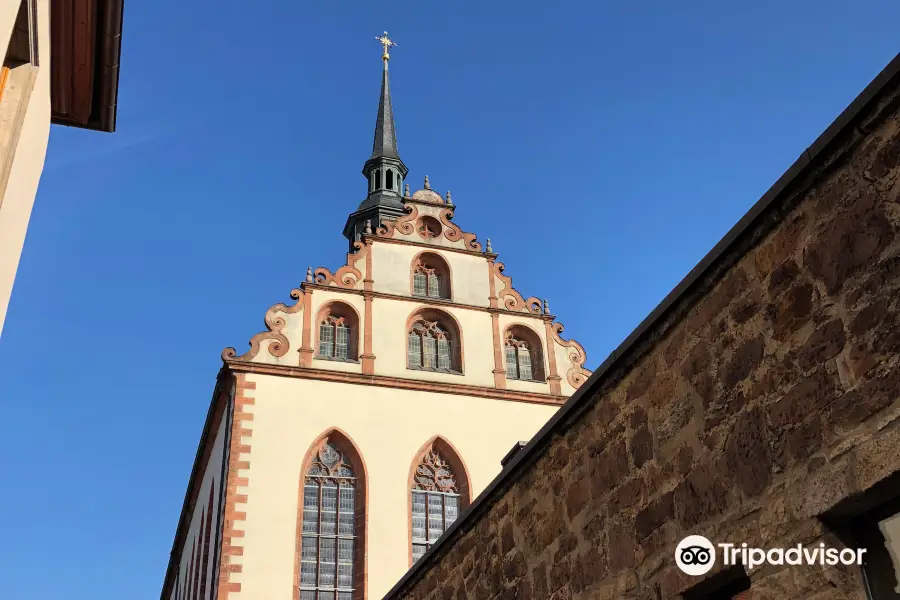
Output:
[363, 233, 488, 258]
[223, 359, 567, 407]
[300, 282, 550, 319]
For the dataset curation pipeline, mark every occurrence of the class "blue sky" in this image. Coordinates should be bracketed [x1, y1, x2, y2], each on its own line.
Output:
[1, 0, 898, 597]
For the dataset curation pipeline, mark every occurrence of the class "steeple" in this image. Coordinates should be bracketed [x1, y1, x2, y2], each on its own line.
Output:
[343, 32, 409, 249]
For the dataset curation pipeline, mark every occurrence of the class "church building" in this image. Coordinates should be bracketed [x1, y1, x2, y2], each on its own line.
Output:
[159, 33, 592, 600]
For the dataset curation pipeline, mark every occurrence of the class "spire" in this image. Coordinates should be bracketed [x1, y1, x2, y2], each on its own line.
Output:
[371, 32, 400, 161]
[343, 31, 410, 250]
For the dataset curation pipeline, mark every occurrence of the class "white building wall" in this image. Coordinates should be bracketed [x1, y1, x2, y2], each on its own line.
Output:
[234, 373, 558, 600]
[172, 407, 229, 600]
[0, 0, 51, 336]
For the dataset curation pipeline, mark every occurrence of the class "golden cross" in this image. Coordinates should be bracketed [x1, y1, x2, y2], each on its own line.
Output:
[375, 31, 396, 62]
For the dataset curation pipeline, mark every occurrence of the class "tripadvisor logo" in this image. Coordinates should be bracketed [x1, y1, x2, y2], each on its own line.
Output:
[676, 535, 716, 576]
[675, 535, 867, 575]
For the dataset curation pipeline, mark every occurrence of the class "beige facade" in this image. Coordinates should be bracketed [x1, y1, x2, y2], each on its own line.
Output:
[161, 184, 593, 600]
[0, 0, 123, 337]
[0, 0, 49, 336]
[161, 48, 592, 600]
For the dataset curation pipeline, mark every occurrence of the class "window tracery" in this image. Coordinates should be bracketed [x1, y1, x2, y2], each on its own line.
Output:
[411, 450, 460, 564]
[316, 303, 359, 361]
[412, 260, 447, 299]
[299, 441, 358, 600]
[407, 319, 456, 372]
[504, 328, 545, 381]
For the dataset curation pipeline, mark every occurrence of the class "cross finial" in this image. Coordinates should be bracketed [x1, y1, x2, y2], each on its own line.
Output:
[375, 31, 396, 63]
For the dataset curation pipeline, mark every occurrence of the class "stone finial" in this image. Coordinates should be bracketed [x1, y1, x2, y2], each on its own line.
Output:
[486, 238, 493, 253]
[543, 299, 550, 314]
[365, 220, 373, 234]
[404, 183, 410, 197]
[446, 190, 453, 206]
[306, 267, 313, 283]
[424, 175, 431, 190]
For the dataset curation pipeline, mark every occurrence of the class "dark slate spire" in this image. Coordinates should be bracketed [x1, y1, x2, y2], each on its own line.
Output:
[370, 62, 400, 161]
[343, 32, 409, 249]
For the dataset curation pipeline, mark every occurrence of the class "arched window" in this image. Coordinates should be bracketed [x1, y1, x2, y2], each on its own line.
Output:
[411, 252, 451, 300]
[316, 303, 359, 361]
[504, 326, 546, 381]
[386, 169, 394, 190]
[409, 438, 470, 565]
[297, 433, 366, 600]
[406, 310, 462, 373]
[374, 170, 381, 190]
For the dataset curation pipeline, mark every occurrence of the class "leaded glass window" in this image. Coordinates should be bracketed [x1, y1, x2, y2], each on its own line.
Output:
[318, 316, 350, 360]
[411, 450, 460, 564]
[299, 442, 357, 600]
[407, 320, 455, 372]
[412, 260, 446, 299]
[413, 272, 427, 296]
[505, 333, 541, 381]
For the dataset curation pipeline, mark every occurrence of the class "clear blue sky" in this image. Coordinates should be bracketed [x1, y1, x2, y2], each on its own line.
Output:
[1, 0, 898, 597]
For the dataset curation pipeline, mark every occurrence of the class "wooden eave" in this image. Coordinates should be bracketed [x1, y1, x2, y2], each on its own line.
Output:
[49, 0, 123, 133]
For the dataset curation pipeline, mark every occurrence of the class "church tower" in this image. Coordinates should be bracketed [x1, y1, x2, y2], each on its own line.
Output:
[159, 33, 591, 600]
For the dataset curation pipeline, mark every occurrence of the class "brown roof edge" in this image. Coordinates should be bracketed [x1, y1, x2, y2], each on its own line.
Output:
[95, 0, 124, 133]
[158, 366, 232, 600]
[382, 51, 900, 599]
[49, 0, 124, 132]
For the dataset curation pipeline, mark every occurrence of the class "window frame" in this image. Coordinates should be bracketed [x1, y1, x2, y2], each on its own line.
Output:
[504, 328, 545, 382]
[315, 304, 360, 363]
[410, 253, 452, 301]
[406, 319, 460, 374]
[407, 438, 471, 568]
[295, 432, 367, 600]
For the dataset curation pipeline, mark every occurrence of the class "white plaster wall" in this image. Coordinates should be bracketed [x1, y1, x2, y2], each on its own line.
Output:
[235, 374, 559, 600]
[173, 407, 228, 600]
[369, 242, 490, 307]
[0, 0, 51, 336]
[371, 296, 495, 386]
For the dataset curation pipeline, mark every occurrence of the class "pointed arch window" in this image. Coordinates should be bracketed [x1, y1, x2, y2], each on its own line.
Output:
[504, 327, 545, 381]
[299, 441, 359, 600]
[386, 169, 394, 190]
[374, 170, 381, 190]
[408, 440, 470, 566]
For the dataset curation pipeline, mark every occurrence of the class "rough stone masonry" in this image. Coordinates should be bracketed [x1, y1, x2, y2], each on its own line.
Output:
[384, 56, 900, 600]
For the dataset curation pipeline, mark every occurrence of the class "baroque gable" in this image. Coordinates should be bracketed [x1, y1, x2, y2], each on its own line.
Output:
[222, 182, 591, 401]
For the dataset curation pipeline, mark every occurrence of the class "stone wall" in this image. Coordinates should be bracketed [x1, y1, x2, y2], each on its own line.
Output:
[386, 65, 900, 600]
